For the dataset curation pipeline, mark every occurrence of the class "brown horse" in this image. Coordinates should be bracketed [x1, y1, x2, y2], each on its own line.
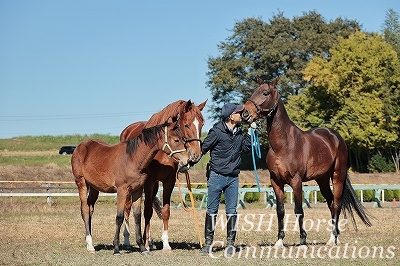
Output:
[71, 118, 190, 255]
[120, 100, 206, 253]
[242, 78, 372, 247]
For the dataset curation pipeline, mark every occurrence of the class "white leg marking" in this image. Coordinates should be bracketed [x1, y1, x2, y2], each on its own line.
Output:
[274, 239, 284, 248]
[162, 229, 171, 250]
[86, 235, 95, 252]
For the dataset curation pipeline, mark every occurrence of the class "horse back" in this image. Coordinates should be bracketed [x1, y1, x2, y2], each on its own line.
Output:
[71, 139, 127, 192]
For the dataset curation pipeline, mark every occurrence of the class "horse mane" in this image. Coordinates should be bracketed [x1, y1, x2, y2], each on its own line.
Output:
[144, 100, 187, 128]
[125, 123, 169, 155]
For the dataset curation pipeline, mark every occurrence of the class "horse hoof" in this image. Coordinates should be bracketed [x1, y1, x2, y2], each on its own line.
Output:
[274, 239, 284, 248]
[113, 252, 121, 256]
[163, 248, 172, 254]
[141, 250, 150, 256]
[87, 249, 95, 254]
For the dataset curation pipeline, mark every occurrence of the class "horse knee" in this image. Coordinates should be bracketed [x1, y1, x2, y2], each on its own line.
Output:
[161, 206, 170, 220]
[116, 213, 124, 226]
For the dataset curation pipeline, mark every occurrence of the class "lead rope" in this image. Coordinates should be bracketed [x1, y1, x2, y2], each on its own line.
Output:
[250, 127, 262, 192]
[176, 169, 203, 248]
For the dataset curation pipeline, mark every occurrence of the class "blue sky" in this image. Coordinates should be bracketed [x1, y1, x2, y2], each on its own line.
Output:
[0, 1, 398, 139]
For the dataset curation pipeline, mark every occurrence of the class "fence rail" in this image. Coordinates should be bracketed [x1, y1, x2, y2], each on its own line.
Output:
[1, 181, 399, 209]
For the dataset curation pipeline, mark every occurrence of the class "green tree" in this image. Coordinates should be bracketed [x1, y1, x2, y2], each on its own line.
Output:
[382, 8, 400, 57]
[206, 11, 361, 121]
[291, 32, 400, 172]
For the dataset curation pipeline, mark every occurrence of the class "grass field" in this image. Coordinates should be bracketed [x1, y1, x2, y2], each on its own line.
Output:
[0, 197, 399, 266]
[1, 135, 399, 265]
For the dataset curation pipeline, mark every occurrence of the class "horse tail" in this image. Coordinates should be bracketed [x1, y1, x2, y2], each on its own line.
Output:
[152, 196, 163, 219]
[341, 175, 373, 230]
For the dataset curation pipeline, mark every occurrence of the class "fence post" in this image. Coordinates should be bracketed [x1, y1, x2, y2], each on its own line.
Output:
[46, 183, 52, 206]
[373, 189, 382, 208]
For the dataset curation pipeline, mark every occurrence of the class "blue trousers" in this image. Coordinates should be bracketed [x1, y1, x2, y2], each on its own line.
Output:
[206, 171, 239, 215]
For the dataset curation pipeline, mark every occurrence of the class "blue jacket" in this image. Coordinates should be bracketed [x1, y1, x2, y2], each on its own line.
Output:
[202, 121, 251, 176]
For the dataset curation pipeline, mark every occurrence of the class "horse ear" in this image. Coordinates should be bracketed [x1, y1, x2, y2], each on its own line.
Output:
[256, 76, 264, 85]
[270, 77, 279, 87]
[172, 113, 180, 123]
[184, 100, 193, 112]
[197, 100, 207, 111]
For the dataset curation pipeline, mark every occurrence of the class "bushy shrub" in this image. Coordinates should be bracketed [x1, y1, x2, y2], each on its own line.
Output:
[242, 185, 261, 203]
[368, 154, 395, 173]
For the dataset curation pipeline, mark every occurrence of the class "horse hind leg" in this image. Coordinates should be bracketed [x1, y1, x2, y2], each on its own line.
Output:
[131, 192, 149, 255]
[122, 194, 134, 249]
[316, 176, 339, 245]
[78, 182, 98, 252]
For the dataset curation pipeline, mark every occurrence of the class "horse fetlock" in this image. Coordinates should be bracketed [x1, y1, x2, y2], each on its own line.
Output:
[85, 235, 95, 252]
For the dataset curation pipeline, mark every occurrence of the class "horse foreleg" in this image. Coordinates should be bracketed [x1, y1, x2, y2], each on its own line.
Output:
[160, 180, 175, 251]
[143, 184, 155, 252]
[161, 203, 172, 251]
[131, 192, 148, 254]
[113, 188, 129, 255]
[292, 180, 307, 245]
[271, 178, 285, 248]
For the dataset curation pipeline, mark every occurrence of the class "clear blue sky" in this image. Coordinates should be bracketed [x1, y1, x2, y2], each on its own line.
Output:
[0, 1, 398, 139]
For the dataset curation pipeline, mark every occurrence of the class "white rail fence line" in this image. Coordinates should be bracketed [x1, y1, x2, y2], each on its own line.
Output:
[1, 181, 399, 209]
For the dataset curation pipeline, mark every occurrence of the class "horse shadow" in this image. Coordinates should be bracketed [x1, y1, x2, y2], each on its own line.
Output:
[95, 241, 201, 253]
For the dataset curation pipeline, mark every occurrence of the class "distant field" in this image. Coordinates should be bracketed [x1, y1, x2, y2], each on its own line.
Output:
[0, 135, 210, 169]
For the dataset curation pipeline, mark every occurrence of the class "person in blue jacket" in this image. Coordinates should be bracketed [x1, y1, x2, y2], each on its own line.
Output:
[200, 103, 253, 256]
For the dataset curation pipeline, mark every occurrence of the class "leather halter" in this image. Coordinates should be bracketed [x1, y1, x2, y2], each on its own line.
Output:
[249, 92, 279, 118]
[162, 126, 187, 158]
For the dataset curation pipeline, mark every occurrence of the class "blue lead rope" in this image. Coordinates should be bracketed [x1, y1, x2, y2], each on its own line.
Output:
[250, 127, 262, 192]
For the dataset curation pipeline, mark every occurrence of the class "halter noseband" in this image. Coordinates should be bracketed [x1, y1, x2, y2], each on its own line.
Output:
[182, 136, 202, 146]
[162, 126, 187, 158]
[249, 92, 279, 118]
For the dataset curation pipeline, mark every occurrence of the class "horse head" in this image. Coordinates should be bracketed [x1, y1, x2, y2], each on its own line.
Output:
[242, 78, 280, 123]
[162, 117, 191, 172]
[179, 100, 207, 165]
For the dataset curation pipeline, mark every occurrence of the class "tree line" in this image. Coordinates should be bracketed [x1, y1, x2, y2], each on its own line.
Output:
[206, 9, 400, 173]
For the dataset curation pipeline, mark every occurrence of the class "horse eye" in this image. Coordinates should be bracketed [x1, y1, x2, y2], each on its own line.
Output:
[263, 91, 270, 96]
[185, 124, 190, 128]
[174, 138, 180, 143]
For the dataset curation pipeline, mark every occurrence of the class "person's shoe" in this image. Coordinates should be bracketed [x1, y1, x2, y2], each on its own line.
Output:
[199, 213, 216, 255]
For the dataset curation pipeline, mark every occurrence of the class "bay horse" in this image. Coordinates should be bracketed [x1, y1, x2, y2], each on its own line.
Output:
[71, 118, 190, 255]
[119, 99, 206, 253]
[242, 78, 372, 247]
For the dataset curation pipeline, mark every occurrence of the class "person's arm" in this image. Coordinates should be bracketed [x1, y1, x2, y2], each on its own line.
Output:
[201, 127, 218, 155]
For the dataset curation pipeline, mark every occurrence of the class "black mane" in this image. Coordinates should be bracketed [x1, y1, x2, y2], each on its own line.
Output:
[125, 122, 170, 155]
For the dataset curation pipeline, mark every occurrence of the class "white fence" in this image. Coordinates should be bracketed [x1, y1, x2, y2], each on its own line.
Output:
[1, 181, 399, 209]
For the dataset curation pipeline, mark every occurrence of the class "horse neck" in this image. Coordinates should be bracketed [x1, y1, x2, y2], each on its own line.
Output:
[267, 99, 299, 150]
[128, 132, 167, 170]
[144, 101, 185, 128]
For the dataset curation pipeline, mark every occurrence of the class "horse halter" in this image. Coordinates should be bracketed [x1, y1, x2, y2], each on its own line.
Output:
[249, 91, 280, 118]
[162, 126, 187, 158]
[182, 136, 202, 146]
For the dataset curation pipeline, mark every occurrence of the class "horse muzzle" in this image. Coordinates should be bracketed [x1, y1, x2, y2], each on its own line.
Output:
[178, 162, 190, 173]
[241, 109, 254, 123]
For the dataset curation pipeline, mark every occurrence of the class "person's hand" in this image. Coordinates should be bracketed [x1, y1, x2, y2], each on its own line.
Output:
[250, 122, 257, 129]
